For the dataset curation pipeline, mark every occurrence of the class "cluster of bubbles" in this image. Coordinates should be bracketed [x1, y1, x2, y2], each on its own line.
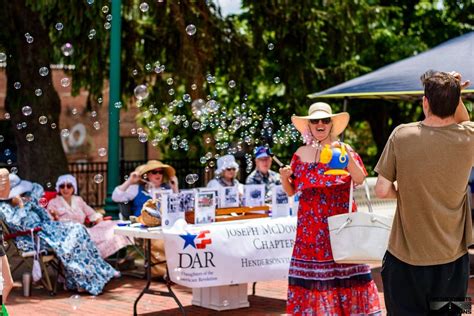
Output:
[25, 33, 34, 44]
[185, 173, 199, 185]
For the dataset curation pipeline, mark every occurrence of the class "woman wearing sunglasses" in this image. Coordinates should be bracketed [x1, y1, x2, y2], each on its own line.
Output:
[207, 154, 244, 195]
[47, 174, 132, 259]
[112, 160, 179, 217]
[113, 160, 178, 277]
[280, 102, 381, 315]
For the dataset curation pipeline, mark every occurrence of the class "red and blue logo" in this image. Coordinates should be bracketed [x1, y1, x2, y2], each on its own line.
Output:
[179, 230, 212, 250]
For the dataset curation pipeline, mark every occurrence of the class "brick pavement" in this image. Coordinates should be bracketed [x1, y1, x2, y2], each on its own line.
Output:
[5, 264, 474, 315]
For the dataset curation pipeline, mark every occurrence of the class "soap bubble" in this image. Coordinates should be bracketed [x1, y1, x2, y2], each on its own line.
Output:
[139, 2, 149, 12]
[134, 84, 149, 100]
[138, 133, 148, 143]
[87, 0, 94, 4]
[39, 67, 49, 77]
[69, 294, 82, 311]
[185, 174, 196, 184]
[183, 94, 191, 102]
[35, 88, 43, 96]
[22, 106, 32, 116]
[60, 78, 70, 87]
[0, 53, 6, 62]
[39, 116, 48, 125]
[159, 117, 169, 128]
[14, 82, 21, 89]
[98, 148, 107, 157]
[274, 77, 280, 84]
[228, 80, 236, 88]
[185, 24, 196, 36]
[93, 121, 101, 130]
[55, 22, 64, 31]
[61, 43, 74, 56]
[93, 174, 104, 184]
[104, 22, 111, 30]
[102, 6, 109, 13]
[61, 129, 70, 138]
[268, 43, 274, 50]
[26, 134, 34, 142]
[114, 101, 122, 109]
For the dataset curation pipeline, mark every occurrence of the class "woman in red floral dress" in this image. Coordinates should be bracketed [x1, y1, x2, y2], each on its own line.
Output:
[280, 102, 381, 315]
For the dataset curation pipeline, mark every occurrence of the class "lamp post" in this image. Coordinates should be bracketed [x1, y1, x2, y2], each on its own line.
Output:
[104, 0, 122, 218]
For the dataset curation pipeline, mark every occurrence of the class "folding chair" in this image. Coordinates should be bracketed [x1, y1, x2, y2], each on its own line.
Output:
[1, 220, 62, 296]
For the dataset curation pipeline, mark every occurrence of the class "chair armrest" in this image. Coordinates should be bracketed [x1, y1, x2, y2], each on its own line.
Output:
[4, 227, 42, 240]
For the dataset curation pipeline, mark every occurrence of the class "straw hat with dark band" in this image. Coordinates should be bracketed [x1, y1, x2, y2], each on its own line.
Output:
[138, 160, 176, 178]
[291, 102, 350, 137]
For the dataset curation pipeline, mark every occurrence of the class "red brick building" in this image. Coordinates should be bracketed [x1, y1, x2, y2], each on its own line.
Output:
[0, 67, 160, 163]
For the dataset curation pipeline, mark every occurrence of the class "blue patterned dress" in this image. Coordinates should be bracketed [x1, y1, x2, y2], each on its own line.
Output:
[0, 201, 118, 295]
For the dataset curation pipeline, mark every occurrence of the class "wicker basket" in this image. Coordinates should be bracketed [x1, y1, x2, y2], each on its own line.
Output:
[137, 199, 162, 227]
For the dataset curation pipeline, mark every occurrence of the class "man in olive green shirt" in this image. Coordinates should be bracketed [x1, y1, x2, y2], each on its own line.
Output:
[375, 71, 473, 315]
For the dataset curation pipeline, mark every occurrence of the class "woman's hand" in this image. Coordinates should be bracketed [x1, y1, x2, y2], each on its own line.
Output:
[95, 217, 103, 225]
[49, 209, 60, 221]
[279, 166, 295, 196]
[128, 171, 141, 184]
[279, 166, 293, 181]
[169, 176, 179, 193]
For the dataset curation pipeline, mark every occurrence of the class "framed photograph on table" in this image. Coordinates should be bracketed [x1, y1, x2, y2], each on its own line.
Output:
[243, 184, 265, 207]
[218, 186, 239, 208]
[153, 190, 184, 228]
[271, 185, 290, 218]
[194, 189, 216, 224]
[179, 189, 196, 212]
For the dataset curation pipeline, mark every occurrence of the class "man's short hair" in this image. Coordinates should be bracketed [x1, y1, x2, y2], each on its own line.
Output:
[421, 70, 461, 118]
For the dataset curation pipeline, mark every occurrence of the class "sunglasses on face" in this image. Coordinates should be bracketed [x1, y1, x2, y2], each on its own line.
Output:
[59, 183, 73, 189]
[310, 118, 331, 125]
[225, 168, 236, 171]
[149, 169, 165, 175]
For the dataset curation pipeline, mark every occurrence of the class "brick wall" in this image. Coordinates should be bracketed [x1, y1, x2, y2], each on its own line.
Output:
[0, 68, 160, 163]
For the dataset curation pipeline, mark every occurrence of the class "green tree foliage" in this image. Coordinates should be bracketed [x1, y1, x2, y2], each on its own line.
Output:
[0, 0, 472, 182]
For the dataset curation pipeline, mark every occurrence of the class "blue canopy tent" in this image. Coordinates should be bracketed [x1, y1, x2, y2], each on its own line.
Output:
[309, 32, 474, 101]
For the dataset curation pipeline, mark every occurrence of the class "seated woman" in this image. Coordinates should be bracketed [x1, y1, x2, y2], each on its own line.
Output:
[47, 174, 132, 259]
[0, 169, 13, 303]
[207, 155, 244, 194]
[112, 160, 178, 217]
[113, 160, 178, 278]
[0, 172, 119, 296]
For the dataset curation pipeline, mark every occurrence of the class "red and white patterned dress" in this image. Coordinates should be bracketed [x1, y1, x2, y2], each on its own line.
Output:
[287, 153, 381, 315]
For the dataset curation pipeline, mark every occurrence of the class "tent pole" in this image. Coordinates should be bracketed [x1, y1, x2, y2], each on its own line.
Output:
[341, 97, 348, 141]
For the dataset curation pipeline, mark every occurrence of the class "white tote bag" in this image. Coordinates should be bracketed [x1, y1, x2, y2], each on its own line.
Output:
[328, 180, 393, 264]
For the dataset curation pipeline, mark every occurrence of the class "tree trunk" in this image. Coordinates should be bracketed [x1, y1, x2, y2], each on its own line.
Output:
[3, 0, 68, 186]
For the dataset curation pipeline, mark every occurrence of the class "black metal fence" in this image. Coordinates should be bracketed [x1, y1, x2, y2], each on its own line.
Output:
[69, 157, 276, 208]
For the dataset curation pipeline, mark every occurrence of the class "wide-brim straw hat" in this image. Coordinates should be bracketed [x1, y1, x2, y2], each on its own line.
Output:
[291, 102, 350, 137]
[138, 160, 176, 179]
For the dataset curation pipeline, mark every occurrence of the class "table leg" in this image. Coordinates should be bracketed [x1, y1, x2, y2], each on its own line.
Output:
[133, 238, 186, 316]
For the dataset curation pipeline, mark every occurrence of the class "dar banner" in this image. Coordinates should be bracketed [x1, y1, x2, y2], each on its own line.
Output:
[163, 216, 297, 288]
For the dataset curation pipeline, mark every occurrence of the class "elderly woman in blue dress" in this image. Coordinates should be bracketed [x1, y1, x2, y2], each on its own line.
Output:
[0, 172, 119, 295]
